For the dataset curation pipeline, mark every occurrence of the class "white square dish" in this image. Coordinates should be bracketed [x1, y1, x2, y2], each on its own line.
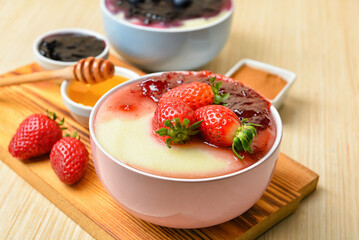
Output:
[225, 59, 296, 109]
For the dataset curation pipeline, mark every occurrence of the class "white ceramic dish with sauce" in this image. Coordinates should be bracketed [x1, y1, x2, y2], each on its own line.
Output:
[225, 59, 296, 109]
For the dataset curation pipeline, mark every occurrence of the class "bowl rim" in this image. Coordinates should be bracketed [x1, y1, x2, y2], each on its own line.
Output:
[89, 72, 283, 183]
[100, 0, 234, 33]
[33, 28, 110, 67]
[60, 66, 141, 112]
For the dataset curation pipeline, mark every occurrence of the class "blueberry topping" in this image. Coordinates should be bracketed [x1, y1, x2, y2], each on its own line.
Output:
[173, 0, 192, 8]
[128, 0, 144, 3]
[38, 33, 106, 62]
[106, 0, 229, 27]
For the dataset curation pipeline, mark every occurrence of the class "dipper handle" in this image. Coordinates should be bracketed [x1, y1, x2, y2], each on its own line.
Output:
[0, 57, 115, 87]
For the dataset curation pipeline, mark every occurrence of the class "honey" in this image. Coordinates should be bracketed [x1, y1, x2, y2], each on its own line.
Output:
[67, 75, 129, 107]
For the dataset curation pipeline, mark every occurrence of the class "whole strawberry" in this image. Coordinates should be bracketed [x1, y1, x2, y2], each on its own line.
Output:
[8, 111, 64, 160]
[154, 98, 202, 148]
[50, 133, 88, 185]
[159, 77, 229, 110]
[154, 98, 195, 130]
[194, 105, 260, 160]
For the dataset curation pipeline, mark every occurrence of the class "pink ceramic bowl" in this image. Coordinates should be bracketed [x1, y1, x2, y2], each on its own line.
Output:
[89, 73, 282, 229]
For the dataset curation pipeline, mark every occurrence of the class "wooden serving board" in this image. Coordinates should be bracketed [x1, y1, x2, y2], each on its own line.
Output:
[0, 56, 318, 240]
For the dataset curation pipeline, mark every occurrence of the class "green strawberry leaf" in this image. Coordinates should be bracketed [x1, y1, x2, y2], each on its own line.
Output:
[210, 77, 230, 105]
[156, 118, 203, 148]
[231, 119, 261, 162]
[46, 109, 66, 127]
[187, 120, 202, 131]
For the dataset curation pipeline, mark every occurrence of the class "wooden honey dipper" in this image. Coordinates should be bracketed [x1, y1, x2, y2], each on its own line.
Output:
[0, 57, 115, 87]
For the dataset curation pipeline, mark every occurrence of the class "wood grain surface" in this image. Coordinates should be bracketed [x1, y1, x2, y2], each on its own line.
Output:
[0, 59, 318, 240]
[0, 0, 358, 239]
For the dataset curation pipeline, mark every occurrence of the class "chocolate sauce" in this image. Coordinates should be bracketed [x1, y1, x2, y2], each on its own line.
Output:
[38, 33, 106, 62]
[106, 0, 232, 27]
[138, 72, 272, 130]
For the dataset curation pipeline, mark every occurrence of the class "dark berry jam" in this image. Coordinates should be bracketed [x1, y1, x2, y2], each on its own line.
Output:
[106, 0, 232, 27]
[38, 33, 106, 62]
[138, 71, 273, 130]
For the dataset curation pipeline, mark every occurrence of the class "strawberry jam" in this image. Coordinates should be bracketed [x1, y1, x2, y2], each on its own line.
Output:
[106, 0, 232, 28]
[139, 71, 272, 130]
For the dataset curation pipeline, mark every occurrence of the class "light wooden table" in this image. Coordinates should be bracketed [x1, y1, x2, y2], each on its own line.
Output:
[0, 0, 358, 239]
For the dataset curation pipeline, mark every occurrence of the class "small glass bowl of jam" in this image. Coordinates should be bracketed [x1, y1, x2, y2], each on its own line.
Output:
[33, 28, 110, 70]
[60, 66, 140, 128]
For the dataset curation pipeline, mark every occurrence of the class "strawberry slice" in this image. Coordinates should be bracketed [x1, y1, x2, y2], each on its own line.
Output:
[194, 105, 260, 161]
[159, 77, 229, 110]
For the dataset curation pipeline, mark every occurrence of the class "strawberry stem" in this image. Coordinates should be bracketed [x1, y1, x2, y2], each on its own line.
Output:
[46, 109, 65, 126]
[156, 118, 202, 148]
[46, 109, 57, 121]
[232, 119, 261, 162]
[210, 77, 230, 105]
[64, 131, 80, 140]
